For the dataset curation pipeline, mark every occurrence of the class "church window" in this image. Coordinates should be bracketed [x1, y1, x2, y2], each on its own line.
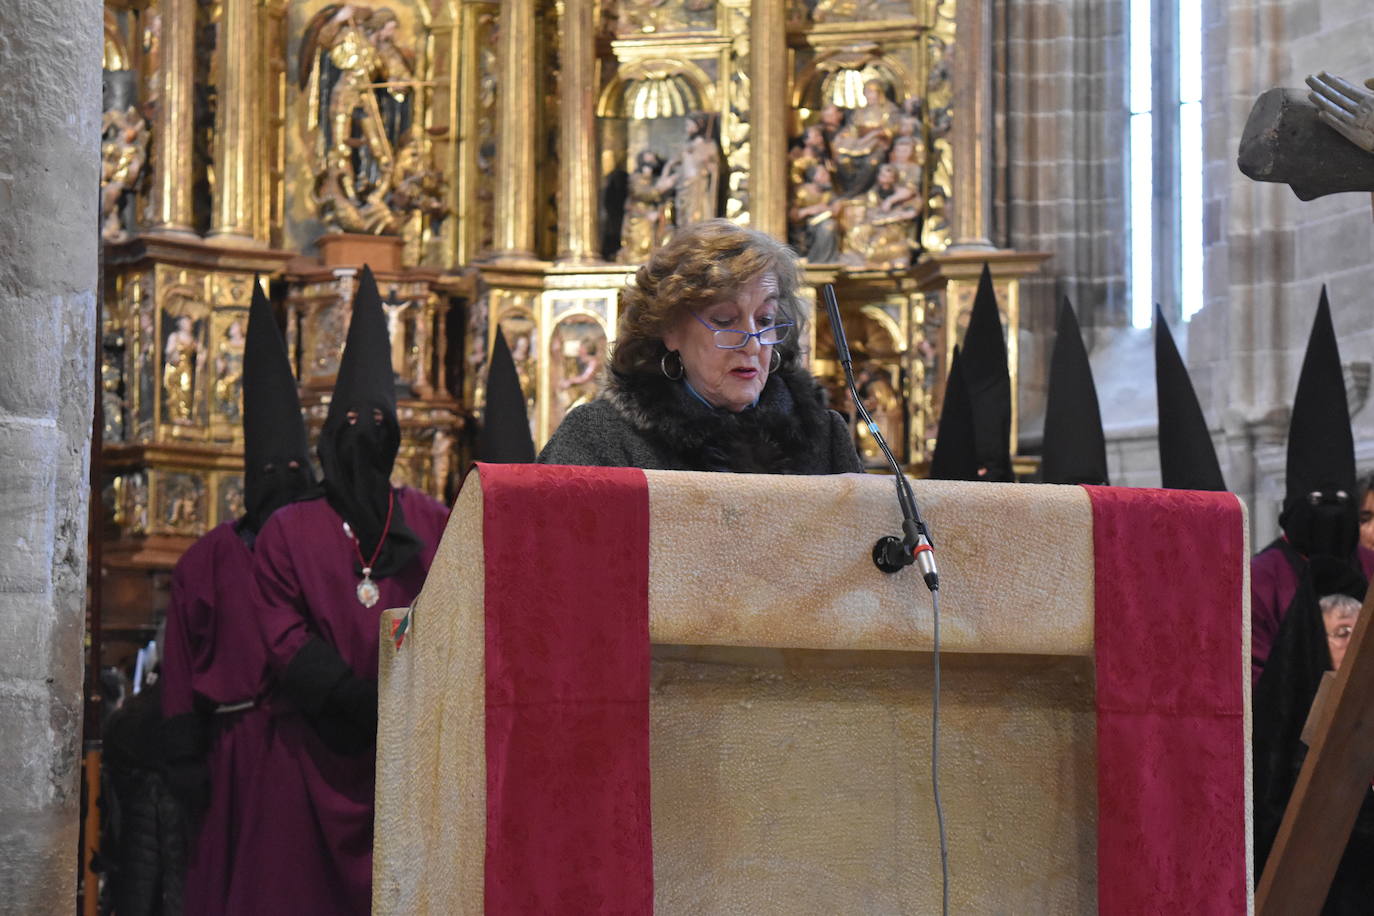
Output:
[1130, 0, 1204, 327]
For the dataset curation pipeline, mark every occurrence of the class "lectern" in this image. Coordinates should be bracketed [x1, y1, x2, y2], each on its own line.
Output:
[374, 464, 1252, 915]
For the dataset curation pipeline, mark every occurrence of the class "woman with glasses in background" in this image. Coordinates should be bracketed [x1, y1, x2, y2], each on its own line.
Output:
[539, 218, 862, 475]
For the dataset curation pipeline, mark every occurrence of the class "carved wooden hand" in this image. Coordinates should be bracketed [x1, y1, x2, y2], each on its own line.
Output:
[1306, 71, 1374, 154]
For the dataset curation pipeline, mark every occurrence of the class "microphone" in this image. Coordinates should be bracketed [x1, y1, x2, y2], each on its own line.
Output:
[821, 283, 939, 591]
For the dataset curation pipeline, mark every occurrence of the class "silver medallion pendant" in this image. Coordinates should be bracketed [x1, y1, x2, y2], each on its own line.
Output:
[356, 568, 380, 608]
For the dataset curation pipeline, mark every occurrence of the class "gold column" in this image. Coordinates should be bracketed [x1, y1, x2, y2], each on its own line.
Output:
[151, 0, 195, 233]
[208, 0, 261, 245]
[556, 0, 598, 263]
[950, 0, 994, 249]
[749, 0, 788, 240]
[492, 0, 538, 260]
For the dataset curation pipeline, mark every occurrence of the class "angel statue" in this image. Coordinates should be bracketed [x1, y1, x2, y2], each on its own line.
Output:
[300, 4, 418, 235]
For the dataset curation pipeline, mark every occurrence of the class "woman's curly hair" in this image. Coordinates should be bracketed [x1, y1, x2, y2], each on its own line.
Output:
[612, 219, 808, 377]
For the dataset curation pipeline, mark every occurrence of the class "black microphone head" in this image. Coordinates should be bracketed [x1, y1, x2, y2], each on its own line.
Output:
[821, 284, 852, 364]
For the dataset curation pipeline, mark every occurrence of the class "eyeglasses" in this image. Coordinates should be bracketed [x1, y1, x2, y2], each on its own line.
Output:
[691, 312, 794, 349]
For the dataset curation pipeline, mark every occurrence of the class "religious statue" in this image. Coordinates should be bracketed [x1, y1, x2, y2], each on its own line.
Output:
[219, 477, 245, 522]
[388, 129, 449, 261]
[788, 164, 840, 263]
[660, 113, 722, 230]
[213, 319, 246, 421]
[787, 69, 931, 268]
[617, 0, 716, 34]
[831, 80, 900, 196]
[884, 135, 925, 212]
[618, 150, 672, 263]
[842, 164, 919, 268]
[301, 4, 418, 234]
[100, 106, 149, 243]
[163, 315, 203, 425]
[165, 474, 203, 532]
[507, 327, 536, 414]
[854, 362, 902, 463]
[789, 125, 834, 189]
[380, 287, 411, 390]
[1307, 71, 1374, 153]
[548, 322, 605, 431]
[557, 338, 602, 411]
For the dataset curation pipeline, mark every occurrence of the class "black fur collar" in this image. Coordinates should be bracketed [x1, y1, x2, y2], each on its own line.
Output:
[604, 363, 835, 473]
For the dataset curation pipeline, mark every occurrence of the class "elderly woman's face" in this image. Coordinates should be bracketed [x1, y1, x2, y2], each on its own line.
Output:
[663, 272, 781, 413]
[1323, 598, 1360, 670]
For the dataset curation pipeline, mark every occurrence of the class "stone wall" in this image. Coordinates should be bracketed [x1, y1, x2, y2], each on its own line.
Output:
[0, 0, 101, 911]
[994, 0, 1131, 446]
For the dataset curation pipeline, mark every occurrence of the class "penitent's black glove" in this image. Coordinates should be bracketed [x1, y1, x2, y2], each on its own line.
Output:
[281, 637, 378, 756]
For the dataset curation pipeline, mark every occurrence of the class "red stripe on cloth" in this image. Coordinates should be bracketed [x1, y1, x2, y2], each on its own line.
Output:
[1086, 486, 1247, 915]
[480, 463, 653, 915]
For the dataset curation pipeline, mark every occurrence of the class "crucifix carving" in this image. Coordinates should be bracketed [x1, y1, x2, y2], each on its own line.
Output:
[381, 286, 412, 393]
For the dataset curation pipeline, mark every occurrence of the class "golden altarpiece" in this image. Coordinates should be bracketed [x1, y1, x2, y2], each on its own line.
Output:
[96, 0, 1045, 657]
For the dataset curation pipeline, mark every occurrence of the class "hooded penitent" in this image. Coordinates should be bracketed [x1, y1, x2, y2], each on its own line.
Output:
[929, 346, 982, 481]
[1155, 304, 1225, 491]
[1252, 554, 1373, 908]
[319, 265, 421, 577]
[242, 278, 317, 536]
[475, 328, 536, 463]
[1280, 287, 1358, 561]
[959, 264, 1014, 481]
[1041, 298, 1109, 486]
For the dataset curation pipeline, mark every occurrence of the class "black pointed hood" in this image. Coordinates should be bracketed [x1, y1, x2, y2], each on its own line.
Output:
[318, 265, 421, 577]
[1041, 298, 1109, 486]
[242, 278, 317, 535]
[1155, 304, 1225, 491]
[1279, 287, 1358, 559]
[959, 264, 1014, 482]
[476, 329, 536, 463]
[929, 346, 982, 481]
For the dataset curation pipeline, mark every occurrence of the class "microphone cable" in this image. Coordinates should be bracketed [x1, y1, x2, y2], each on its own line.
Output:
[820, 283, 949, 913]
[929, 586, 949, 916]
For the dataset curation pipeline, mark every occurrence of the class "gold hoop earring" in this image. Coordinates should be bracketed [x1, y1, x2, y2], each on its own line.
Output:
[769, 349, 781, 372]
[660, 350, 684, 380]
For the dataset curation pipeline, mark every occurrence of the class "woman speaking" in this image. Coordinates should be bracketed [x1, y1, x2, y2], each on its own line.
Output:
[539, 219, 861, 474]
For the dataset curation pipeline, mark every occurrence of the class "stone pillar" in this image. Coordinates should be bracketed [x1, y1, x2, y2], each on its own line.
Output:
[749, 0, 788, 240]
[556, 0, 599, 263]
[951, 0, 994, 250]
[150, 0, 196, 233]
[0, 0, 99, 911]
[493, 0, 539, 260]
[208, 0, 261, 244]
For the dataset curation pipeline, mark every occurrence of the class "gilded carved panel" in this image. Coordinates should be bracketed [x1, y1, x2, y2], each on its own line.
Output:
[787, 24, 946, 271]
[284, 0, 452, 265]
[613, 0, 720, 37]
[596, 10, 733, 262]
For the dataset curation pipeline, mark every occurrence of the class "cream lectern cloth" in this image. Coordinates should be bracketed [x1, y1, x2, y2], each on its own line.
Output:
[374, 470, 1251, 914]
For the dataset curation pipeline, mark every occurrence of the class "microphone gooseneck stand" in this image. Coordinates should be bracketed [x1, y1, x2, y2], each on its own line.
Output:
[821, 283, 950, 916]
[820, 286, 938, 590]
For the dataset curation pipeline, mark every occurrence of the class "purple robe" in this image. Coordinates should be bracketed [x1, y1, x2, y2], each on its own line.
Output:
[160, 521, 273, 916]
[1250, 540, 1374, 685]
[245, 487, 449, 915]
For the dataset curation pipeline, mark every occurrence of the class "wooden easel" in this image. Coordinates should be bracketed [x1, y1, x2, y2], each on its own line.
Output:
[1256, 584, 1374, 914]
